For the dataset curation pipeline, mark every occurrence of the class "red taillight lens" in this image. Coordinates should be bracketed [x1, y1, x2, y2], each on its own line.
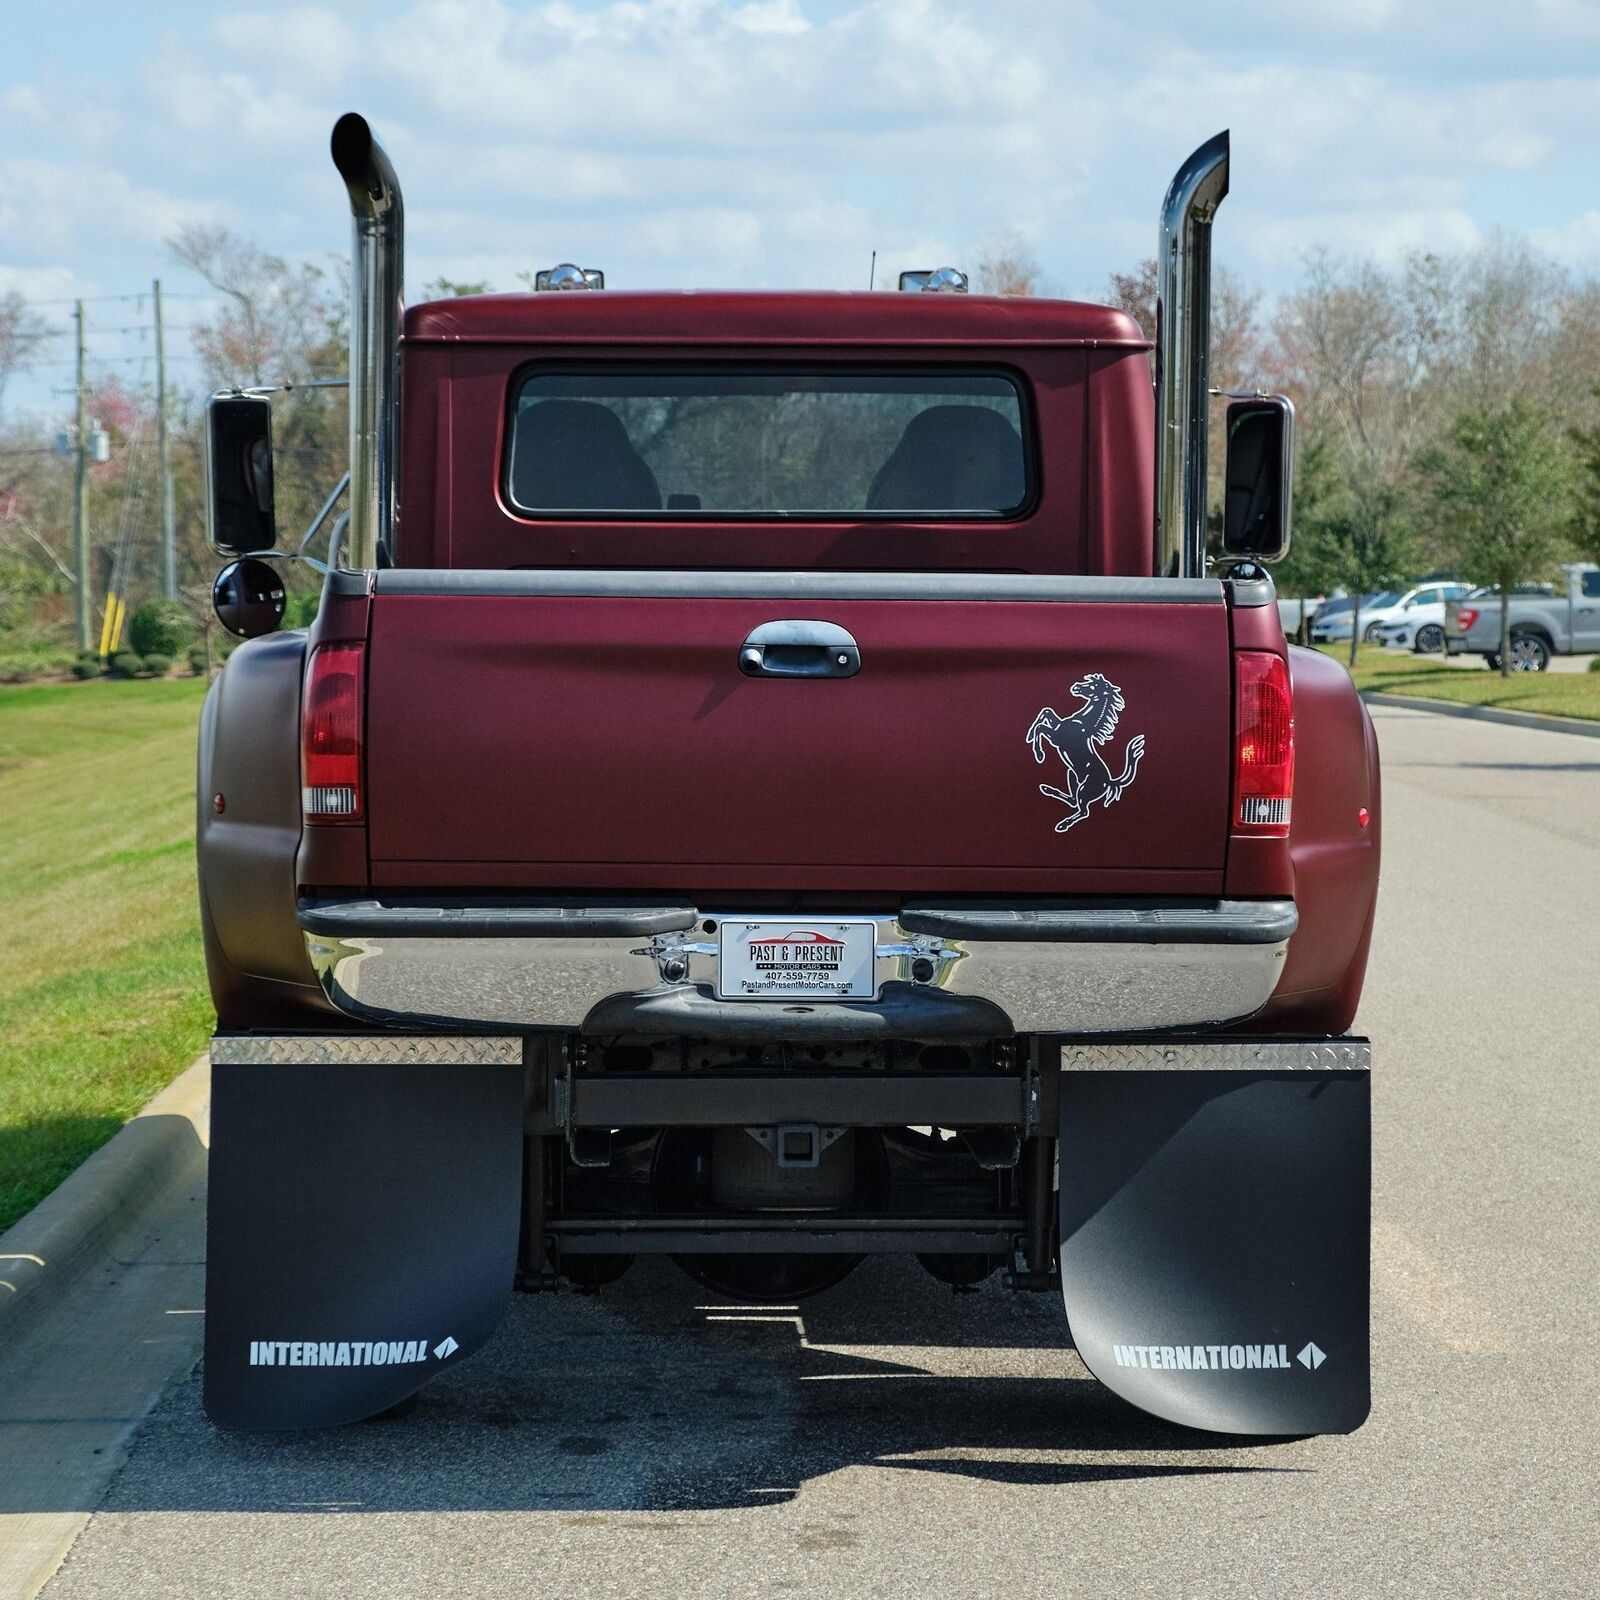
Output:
[1456, 607, 1479, 631]
[1234, 651, 1294, 836]
[302, 643, 364, 823]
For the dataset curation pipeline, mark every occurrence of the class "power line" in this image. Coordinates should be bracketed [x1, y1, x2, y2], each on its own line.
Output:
[11, 292, 226, 308]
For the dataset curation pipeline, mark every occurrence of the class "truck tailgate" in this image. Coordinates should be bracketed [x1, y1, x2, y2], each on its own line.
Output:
[362, 573, 1234, 893]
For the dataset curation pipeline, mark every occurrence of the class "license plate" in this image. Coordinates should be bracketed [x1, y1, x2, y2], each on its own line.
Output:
[716, 920, 876, 1001]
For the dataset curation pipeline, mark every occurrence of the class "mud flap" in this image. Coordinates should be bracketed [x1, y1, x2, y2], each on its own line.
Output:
[1060, 1062, 1369, 1436]
[204, 1052, 523, 1430]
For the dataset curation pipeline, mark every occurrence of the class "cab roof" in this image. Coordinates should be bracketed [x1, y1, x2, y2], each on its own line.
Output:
[403, 290, 1149, 349]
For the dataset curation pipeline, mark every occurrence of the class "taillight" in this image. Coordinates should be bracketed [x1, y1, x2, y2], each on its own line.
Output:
[1456, 607, 1478, 631]
[1234, 651, 1293, 835]
[302, 643, 364, 823]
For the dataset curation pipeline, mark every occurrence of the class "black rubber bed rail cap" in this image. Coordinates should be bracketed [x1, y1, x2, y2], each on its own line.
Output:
[898, 899, 1298, 944]
[370, 568, 1224, 605]
[297, 899, 698, 939]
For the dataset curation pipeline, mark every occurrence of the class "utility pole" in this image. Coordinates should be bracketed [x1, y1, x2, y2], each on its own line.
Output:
[154, 279, 176, 598]
[73, 301, 90, 653]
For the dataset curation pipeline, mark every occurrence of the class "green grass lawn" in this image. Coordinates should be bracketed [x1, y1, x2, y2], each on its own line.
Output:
[1313, 644, 1600, 722]
[0, 677, 213, 1232]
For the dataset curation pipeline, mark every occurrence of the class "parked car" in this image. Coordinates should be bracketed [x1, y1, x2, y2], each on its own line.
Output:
[1445, 566, 1600, 670]
[1277, 595, 1325, 636]
[1311, 591, 1399, 644]
[1370, 583, 1475, 653]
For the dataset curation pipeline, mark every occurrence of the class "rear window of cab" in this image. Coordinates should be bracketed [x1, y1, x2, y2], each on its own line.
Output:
[504, 367, 1033, 519]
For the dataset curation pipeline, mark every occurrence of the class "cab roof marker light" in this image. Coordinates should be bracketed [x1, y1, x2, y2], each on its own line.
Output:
[898, 268, 968, 293]
[534, 264, 605, 291]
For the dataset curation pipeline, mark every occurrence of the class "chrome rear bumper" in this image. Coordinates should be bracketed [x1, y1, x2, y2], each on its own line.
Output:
[300, 899, 1295, 1037]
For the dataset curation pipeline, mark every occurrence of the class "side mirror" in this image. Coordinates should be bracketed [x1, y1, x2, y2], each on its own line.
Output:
[205, 393, 277, 555]
[213, 557, 286, 639]
[1222, 394, 1294, 563]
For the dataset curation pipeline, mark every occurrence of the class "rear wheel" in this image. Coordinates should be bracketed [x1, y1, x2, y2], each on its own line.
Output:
[1414, 623, 1445, 654]
[1509, 631, 1551, 672]
[1363, 621, 1385, 643]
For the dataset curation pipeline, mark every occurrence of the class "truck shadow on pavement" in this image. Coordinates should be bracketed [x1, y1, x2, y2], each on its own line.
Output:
[55, 1260, 1300, 1517]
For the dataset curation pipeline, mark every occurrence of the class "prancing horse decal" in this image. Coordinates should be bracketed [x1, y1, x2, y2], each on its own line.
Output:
[1027, 673, 1147, 834]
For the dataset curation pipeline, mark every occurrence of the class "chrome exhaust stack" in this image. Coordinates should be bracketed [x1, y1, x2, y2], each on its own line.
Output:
[330, 113, 403, 572]
[1154, 130, 1229, 579]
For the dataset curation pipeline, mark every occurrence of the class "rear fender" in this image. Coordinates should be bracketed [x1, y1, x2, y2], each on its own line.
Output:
[197, 631, 328, 1022]
[1242, 646, 1381, 1035]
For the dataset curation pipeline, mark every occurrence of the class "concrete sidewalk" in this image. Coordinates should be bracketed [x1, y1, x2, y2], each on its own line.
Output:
[0, 1062, 209, 1599]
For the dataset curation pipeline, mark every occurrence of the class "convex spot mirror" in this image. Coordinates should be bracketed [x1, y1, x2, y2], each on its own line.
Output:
[205, 393, 277, 556]
[213, 557, 286, 639]
[1222, 394, 1294, 563]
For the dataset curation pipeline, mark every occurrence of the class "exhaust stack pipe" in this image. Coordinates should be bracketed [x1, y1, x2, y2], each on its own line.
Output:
[331, 113, 403, 572]
[1154, 130, 1229, 579]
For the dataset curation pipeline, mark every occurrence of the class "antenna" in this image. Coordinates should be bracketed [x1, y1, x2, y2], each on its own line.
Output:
[869, 250, 876, 291]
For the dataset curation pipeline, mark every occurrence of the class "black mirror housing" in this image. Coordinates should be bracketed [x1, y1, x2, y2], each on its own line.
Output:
[213, 557, 286, 639]
[1222, 394, 1294, 563]
[205, 393, 277, 555]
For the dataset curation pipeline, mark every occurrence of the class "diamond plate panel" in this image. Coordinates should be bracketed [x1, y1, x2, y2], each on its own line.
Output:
[211, 1035, 523, 1066]
[1061, 1039, 1370, 1072]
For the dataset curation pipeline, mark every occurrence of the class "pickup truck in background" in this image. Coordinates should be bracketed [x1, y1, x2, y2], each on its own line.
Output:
[196, 118, 1378, 1440]
[1445, 565, 1600, 670]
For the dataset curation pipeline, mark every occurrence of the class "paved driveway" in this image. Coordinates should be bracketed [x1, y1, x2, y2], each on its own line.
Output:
[33, 706, 1600, 1599]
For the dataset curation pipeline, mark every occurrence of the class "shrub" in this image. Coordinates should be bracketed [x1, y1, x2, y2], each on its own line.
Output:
[1590, 656, 1600, 673]
[108, 651, 142, 679]
[71, 657, 103, 679]
[0, 644, 77, 682]
[128, 599, 194, 659]
[188, 646, 208, 676]
[283, 591, 321, 629]
[142, 653, 173, 677]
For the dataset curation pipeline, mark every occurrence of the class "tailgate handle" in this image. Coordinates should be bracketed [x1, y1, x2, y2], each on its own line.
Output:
[738, 620, 860, 679]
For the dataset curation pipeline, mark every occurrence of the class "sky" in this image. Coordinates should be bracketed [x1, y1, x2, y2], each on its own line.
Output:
[4, 0, 1600, 418]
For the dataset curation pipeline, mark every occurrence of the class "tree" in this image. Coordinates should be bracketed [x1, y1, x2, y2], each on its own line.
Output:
[1105, 258, 1156, 341]
[170, 226, 345, 580]
[1569, 383, 1600, 563]
[0, 291, 51, 416]
[422, 278, 491, 299]
[1299, 454, 1418, 667]
[1269, 428, 1342, 638]
[169, 226, 339, 389]
[976, 236, 1038, 297]
[1420, 397, 1575, 676]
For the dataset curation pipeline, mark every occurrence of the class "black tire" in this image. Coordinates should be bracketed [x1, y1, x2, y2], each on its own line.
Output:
[1509, 631, 1551, 672]
[1484, 654, 1501, 672]
[1363, 622, 1384, 644]
[1414, 623, 1445, 654]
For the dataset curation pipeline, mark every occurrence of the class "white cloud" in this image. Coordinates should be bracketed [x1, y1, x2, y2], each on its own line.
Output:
[2, 0, 1600, 415]
[212, 7, 359, 85]
[1530, 209, 1600, 269]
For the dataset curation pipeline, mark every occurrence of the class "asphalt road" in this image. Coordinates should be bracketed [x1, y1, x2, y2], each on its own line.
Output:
[37, 706, 1600, 1599]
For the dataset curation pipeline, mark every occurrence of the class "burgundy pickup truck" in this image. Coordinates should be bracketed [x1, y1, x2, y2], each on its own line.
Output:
[197, 117, 1378, 1435]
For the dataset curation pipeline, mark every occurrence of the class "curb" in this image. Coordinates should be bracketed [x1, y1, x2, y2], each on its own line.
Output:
[0, 1055, 210, 1332]
[1362, 691, 1600, 740]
